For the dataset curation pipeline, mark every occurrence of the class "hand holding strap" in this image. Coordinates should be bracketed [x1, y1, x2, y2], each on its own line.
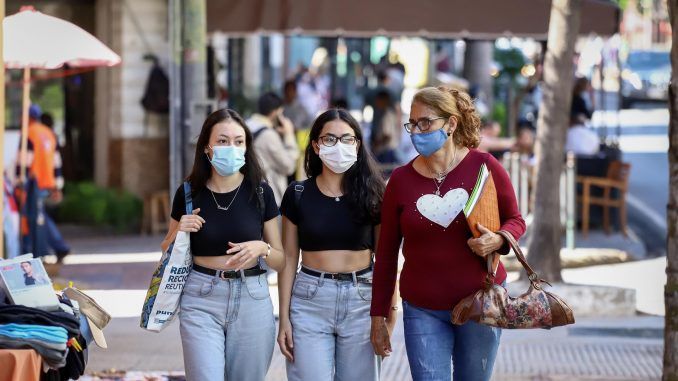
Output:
[490, 230, 541, 285]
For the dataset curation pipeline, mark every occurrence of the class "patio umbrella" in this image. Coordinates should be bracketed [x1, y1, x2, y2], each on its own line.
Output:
[3, 5, 121, 183]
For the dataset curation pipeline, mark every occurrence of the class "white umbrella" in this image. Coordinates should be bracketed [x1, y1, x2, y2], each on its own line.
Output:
[3, 6, 121, 182]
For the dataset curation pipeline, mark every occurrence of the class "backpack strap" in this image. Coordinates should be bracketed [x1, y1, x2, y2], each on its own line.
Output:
[252, 127, 267, 141]
[183, 181, 193, 215]
[293, 181, 304, 209]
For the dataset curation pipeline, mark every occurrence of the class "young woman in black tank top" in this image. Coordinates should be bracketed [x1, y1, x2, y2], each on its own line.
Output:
[161, 109, 284, 381]
[278, 109, 397, 380]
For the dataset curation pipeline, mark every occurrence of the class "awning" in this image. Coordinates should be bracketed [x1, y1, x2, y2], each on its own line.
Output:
[207, 0, 620, 39]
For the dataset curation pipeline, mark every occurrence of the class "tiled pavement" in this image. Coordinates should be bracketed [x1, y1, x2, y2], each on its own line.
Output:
[61, 233, 664, 381]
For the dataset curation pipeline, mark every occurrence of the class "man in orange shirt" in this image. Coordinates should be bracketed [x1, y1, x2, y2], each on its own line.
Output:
[16, 104, 69, 262]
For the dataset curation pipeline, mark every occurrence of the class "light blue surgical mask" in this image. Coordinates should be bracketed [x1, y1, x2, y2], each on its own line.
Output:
[410, 128, 449, 157]
[208, 145, 245, 176]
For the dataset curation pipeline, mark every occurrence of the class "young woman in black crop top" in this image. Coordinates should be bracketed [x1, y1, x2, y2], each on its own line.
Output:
[161, 109, 284, 381]
[278, 109, 397, 381]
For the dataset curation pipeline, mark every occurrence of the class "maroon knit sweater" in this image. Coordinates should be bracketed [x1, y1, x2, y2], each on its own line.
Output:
[370, 149, 526, 317]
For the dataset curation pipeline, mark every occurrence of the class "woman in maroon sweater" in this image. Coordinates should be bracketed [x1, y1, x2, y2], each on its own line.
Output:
[370, 87, 525, 381]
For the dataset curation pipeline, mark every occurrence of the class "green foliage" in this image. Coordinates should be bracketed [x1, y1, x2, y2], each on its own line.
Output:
[494, 48, 526, 78]
[58, 182, 142, 233]
[33, 83, 64, 121]
[492, 102, 507, 135]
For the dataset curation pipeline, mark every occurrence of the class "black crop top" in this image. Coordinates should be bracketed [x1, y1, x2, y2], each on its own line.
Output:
[171, 181, 279, 257]
[279, 178, 378, 251]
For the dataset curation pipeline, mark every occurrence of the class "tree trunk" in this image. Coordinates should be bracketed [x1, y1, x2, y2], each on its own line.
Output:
[463, 41, 495, 114]
[664, 1, 678, 379]
[526, 0, 582, 282]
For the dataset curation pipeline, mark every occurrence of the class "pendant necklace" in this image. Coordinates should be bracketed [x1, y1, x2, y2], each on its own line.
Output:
[425, 145, 457, 196]
[317, 179, 342, 202]
[209, 182, 242, 211]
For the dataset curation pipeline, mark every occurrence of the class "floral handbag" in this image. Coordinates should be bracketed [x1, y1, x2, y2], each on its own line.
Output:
[451, 230, 575, 329]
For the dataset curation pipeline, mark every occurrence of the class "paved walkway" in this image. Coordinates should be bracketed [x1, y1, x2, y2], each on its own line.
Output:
[58, 232, 664, 381]
[81, 315, 663, 381]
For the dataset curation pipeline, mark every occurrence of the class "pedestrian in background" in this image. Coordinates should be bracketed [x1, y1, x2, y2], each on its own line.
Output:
[278, 109, 396, 381]
[247, 92, 299, 204]
[370, 89, 402, 169]
[571, 76, 595, 121]
[283, 79, 314, 182]
[370, 87, 526, 381]
[477, 119, 514, 159]
[161, 109, 285, 381]
[566, 113, 600, 156]
[16, 104, 70, 262]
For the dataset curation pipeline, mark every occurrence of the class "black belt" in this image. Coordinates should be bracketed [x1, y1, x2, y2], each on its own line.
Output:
[192, 263, 266, 279]
[300, 266, 372, 282]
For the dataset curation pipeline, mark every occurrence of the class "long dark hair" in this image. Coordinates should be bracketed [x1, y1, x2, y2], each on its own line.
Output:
[305, 109, 385, 223]
[187, 109, 266, 199]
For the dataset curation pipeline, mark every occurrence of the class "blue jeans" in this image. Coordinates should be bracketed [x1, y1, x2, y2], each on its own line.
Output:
[179, 270, 276, 381]
[45, 212, 69, 254]
[286, 269, 380, 381]
[403, 300, 502, 381]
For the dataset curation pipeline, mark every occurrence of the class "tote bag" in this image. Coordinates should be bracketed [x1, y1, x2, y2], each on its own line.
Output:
[140, 182, 193, 332]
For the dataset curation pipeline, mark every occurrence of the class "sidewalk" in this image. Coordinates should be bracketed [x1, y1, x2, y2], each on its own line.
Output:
[55, 231, 664, 381]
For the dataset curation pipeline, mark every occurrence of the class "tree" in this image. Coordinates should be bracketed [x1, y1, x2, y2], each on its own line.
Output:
[664, 1, 678, 379]
[527, 0, 582, 282]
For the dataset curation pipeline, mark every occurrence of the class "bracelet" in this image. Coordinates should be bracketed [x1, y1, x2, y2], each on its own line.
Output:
[263, 242, 271, 259]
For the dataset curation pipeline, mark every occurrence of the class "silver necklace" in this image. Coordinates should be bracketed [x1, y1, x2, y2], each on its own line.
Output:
[426, 145, 457, 196]
[317, 179, 342, 202]
[209, 182, 242, 211]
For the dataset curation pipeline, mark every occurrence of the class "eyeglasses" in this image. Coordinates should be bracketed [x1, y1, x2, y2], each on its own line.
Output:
[404, 117, 447, 133]
[318, 134, 359, 147]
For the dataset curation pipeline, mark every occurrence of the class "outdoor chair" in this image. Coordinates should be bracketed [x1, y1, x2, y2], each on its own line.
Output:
[576, 161, 631, 238]
[142, 191, 170, 235]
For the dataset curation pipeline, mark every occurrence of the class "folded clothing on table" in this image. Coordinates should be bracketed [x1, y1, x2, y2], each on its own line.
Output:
[0, 323, 68, 343]
[0, 304, 79, 336]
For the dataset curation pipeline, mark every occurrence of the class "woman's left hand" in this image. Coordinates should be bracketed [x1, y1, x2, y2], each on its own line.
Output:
[467, 224, 504, 258]
[225, 241, 267, 270]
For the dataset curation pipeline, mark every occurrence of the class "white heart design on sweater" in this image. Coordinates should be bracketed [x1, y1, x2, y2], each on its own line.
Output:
[416, 188, 469, 228]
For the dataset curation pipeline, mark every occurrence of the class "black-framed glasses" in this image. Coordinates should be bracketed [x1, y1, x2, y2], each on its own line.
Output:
[318, 134, 359, 147]
[404, 117, 447, 133]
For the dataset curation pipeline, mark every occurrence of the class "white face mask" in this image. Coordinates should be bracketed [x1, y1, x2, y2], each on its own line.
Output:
[318, 142, 358, 174]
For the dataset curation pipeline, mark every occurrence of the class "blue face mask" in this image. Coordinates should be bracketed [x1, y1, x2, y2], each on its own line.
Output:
[410, 128, 449, 157]
[208, 146, 246, 176]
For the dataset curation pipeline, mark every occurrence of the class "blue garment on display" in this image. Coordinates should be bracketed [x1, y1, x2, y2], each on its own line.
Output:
[0, 323, 68, 344]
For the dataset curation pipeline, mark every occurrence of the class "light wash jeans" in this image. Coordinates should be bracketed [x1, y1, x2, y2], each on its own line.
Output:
[179, 270, 276, 381]
[402, 300, 502, 381]
[286, 268, 380, 381]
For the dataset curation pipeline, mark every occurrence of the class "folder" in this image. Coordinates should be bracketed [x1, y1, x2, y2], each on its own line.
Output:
[464, 163, 501, 274]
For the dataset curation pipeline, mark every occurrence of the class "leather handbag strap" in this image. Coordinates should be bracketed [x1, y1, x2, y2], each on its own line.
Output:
[495, 230, 539, 282]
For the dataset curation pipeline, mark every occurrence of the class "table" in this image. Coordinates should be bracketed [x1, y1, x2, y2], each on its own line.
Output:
[0, 349, 42, 381]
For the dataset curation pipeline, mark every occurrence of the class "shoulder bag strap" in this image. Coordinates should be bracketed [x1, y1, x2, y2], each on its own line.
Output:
[183, 181, 193, 215]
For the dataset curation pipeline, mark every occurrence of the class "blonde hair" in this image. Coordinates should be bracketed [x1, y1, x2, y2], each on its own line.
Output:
[412, 86, 481, 148]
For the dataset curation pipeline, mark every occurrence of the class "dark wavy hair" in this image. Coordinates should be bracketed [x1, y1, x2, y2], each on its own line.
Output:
[187, 109, 266, 199]
[304, 109, 385, 223]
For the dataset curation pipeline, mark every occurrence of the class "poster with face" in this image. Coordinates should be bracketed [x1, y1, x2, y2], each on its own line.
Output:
[0, 258, 59, 311]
